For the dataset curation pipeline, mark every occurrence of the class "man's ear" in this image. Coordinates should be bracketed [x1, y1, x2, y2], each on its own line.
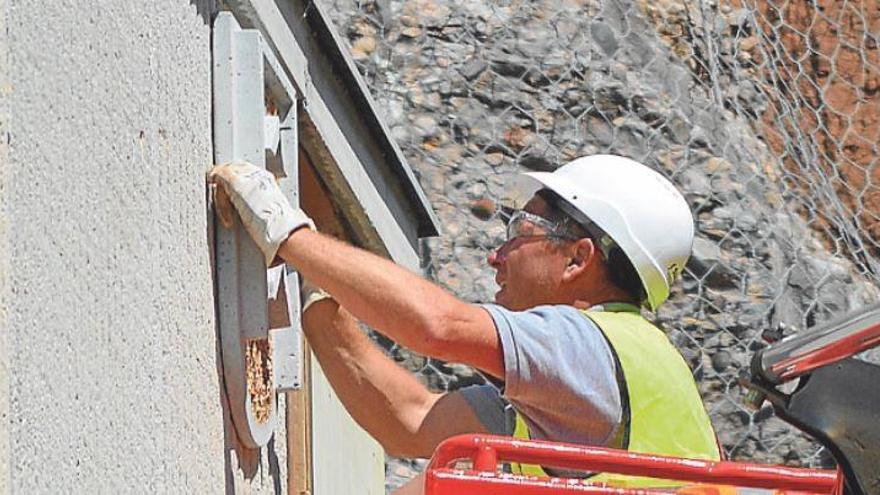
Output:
[562, 238, 597, 282]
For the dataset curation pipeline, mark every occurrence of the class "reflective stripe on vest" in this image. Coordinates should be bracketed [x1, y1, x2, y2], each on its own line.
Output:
[510, 304, 720, 487]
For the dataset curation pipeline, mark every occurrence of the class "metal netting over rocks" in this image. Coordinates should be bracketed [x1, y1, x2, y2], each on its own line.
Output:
[320, 0, 880, 490]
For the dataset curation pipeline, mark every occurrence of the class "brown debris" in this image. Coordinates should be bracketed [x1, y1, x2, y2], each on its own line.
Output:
[245, 338, 274, 424]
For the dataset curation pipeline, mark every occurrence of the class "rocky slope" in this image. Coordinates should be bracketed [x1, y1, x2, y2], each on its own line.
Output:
[323, 0, 879, 490]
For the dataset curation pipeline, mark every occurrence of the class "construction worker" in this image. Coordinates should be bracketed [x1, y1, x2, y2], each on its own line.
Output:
[209, 154, 720, 490]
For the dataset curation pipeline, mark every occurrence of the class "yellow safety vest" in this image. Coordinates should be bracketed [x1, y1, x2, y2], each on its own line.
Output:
[510, 303, 720, 488]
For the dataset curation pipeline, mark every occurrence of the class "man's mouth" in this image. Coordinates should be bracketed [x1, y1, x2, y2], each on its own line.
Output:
[495, 279, 507, 300]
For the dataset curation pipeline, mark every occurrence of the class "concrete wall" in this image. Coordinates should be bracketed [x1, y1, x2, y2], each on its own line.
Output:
[5, 1, 230, 491]
[5, 2, 394, 492]
[1, 0, 9, 492]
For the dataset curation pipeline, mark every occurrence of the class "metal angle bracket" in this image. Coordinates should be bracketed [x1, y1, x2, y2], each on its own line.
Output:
[270, 109, 303, 395]
[212, 11, 303, 450]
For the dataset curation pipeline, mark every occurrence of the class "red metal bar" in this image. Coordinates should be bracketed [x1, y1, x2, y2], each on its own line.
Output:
[425, 435, 838, 494]
[474, 445, 499, 472]
[426, 470, 662, 494]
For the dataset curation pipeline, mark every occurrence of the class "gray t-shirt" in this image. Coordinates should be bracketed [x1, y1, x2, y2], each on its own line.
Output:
[460, 304, 623, 448]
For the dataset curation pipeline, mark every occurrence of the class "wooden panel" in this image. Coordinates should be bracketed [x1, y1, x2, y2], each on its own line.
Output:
[286, 338, 313, 495]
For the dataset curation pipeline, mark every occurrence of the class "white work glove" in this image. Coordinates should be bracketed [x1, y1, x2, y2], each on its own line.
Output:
[300, 277, 332, 313]
[209, 161, 314, 265]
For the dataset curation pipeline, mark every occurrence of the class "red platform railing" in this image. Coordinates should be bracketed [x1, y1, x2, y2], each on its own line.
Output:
[424, 435, 840, 495]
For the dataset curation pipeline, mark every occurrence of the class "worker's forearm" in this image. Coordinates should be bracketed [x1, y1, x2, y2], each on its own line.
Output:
[278, 229, 459, 356]
[303, 299, 438, 456]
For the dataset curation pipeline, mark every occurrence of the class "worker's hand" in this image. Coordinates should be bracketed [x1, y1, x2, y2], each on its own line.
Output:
[208, 162, 314, 266]
[300, 277, 333, 313]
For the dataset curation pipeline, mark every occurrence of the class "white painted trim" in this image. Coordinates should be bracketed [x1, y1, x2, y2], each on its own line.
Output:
[213, 12, 276, 449]
[230, 0, 422, 271]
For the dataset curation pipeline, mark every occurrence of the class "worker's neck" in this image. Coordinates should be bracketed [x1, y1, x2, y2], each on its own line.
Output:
[569, 284, 637, 311]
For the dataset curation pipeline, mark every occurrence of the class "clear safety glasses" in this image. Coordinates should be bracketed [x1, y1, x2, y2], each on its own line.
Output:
[497, 207, 615, 261]
[498, 208, 578, 243]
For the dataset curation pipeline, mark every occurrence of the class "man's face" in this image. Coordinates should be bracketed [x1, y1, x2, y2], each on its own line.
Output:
[488, 195, 574, 310]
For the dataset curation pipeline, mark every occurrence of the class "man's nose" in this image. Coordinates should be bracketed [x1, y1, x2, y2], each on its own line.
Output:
[488, 246, 503, 268]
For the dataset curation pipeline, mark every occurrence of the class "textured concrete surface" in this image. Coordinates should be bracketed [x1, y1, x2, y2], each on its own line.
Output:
[6, 1, 226, 491]
[1, 0, 9, 492]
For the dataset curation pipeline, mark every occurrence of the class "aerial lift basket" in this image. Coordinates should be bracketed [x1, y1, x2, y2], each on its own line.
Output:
[424, 434, 841, 495]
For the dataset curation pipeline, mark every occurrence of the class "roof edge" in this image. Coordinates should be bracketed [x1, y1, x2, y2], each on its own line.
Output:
[298, 1, 439, 237]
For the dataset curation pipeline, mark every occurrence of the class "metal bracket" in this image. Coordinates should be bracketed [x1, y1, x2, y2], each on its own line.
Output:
[213, 12, 303, 449]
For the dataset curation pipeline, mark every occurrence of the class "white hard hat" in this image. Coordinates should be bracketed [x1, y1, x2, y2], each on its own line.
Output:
[515, 155, 694, 310]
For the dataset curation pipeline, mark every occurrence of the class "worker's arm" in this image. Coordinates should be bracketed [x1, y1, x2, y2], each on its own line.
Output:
[304, 296, 491, 458]
[209, 162, 503, 378]
[278, 229, 503, 378]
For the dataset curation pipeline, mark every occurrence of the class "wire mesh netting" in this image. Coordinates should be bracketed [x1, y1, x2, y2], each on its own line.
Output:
[321, 0, 880, 488]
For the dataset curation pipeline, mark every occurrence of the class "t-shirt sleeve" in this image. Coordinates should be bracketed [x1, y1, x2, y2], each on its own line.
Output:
[480, 304, 622, 445]
[457, 384, 515, 436]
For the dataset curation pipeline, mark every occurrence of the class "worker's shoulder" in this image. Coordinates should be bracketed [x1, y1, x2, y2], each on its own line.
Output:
[483, 303, 602, 337]
[482, 302, 589, 320]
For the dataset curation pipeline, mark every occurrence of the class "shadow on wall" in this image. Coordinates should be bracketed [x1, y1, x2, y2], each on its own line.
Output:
[207, 183, 283, 494]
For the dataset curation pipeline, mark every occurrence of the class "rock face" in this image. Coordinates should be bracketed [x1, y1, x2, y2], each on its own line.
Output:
[324, 0, 880, 490]
[745, 0, 880, 260]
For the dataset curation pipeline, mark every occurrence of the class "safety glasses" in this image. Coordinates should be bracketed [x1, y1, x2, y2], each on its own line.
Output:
[498, 206, 615, 261]
[498, 208, 578, 243]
